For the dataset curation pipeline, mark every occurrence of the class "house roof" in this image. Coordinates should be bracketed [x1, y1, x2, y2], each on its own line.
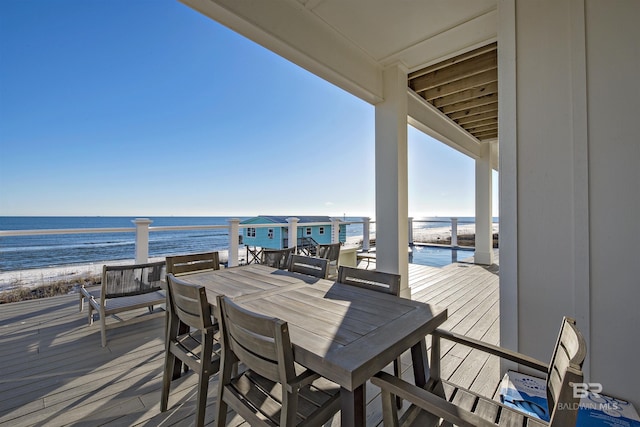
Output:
[241, 216, 334, 225]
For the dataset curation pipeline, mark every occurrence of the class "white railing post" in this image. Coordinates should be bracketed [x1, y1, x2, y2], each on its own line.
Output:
[331, 218, 341, 244]
[408, 217, 414, 246]
[132, 218, 153, 264]
[362, 217, 371, 251]
[287, 217, 299, 249]
[451, 217, 458, 248]
[227, 218, 241, 267]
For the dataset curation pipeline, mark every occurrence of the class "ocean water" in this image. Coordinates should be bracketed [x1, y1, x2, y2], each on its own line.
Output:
[0, 216, 488, 271]
[0, 216, 364, 271]
[0, 217, 239, 271]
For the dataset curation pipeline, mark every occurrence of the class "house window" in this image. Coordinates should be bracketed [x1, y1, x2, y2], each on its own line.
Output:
[247, 227, 256, 237]
[319, 227, 325, 235]
[305, 227, 312, 236]
[267, 228, 274, 239]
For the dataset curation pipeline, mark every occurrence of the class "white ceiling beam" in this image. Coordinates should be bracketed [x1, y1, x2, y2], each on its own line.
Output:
[407, 90, 482, 159]
[381, 9, 498, 72]
[180, 0, 383, 104]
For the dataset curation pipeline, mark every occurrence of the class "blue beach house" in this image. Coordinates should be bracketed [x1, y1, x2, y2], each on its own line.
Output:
[241, 215, 346, 250]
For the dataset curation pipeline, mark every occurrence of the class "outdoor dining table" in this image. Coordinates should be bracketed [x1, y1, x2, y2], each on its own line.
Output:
[178, 263, 448, 427]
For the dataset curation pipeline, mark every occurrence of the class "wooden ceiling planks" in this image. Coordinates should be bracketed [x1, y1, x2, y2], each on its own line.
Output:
[409, 42, 498, 141]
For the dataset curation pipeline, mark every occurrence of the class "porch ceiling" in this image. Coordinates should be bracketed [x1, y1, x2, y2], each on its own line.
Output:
[409, 42, 498, 141]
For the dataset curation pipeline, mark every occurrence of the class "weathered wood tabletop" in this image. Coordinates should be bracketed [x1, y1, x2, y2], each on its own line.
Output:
[180, 264, 448, 427]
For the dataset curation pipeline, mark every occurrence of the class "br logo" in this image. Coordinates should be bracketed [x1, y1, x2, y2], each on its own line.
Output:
[572, 382, 603, 398]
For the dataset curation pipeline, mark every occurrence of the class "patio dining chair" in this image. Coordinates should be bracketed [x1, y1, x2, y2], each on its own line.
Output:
[166, 251, 221, 375]
[214, 295, 341, 427]
[287, 254, 329, 279]
[166, 251, 221, 275]
[316, 242, 340, 279]
[161, 274, 221, 427]
[79, 260, 166, 347]
[337, 266, 403, 408]
[372, 316, 587, 427]
[261, 247, 296, 269]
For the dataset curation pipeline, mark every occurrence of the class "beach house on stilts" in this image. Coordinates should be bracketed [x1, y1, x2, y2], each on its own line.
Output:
[241, 215, 346, 251]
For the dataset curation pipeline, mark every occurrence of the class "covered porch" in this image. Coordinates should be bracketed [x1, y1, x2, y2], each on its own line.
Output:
[177, 0, 640, 406]
[0, 260, 499, 426]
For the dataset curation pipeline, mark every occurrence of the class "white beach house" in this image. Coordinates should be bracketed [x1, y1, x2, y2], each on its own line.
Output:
[180, 0, 640, 407]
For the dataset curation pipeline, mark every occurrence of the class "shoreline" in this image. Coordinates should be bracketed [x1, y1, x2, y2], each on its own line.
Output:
[0, 224, 497, 291]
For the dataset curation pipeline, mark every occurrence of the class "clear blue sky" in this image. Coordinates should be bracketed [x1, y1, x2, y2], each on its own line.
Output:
[0, 0, 498, 218]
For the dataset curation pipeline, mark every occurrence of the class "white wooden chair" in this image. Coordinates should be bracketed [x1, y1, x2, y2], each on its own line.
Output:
[79, 260, 166, 347]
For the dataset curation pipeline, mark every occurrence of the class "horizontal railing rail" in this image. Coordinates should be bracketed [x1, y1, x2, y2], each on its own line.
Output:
[1, 217, 497, 270]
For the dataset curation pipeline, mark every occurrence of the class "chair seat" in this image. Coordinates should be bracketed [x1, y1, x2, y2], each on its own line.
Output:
[227, 369, 341, 426]
[374, 374, 550, 427]
[170, 328, 221, 370]
[430, 379, 547, 427]
[82, 287, 166, 315]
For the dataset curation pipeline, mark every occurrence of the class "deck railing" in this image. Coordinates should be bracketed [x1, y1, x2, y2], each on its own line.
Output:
[0, 217, 492, 270]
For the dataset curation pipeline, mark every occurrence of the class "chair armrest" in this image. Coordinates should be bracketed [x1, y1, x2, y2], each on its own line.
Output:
[372, 372, 497, 427]
[287, 368, 320, 392]
[79, 285, 98, 299]
[433, 328, 547, 372]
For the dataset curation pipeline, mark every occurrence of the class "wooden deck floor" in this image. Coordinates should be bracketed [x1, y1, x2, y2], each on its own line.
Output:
[0, 258, 500, 426]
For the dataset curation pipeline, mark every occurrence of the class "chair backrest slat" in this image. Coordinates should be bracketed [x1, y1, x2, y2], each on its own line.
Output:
[337, 266, 401, 296]
[546, 317, 587, 426]
[103, 261, 166, 298]
[166, 252, 220, 275]
[261, 247, 296, 269]
[287, 255, 329, 279]
[217, 295, 295, 384]
[317, 243, 340, 262]
[166, 274, 214, 330]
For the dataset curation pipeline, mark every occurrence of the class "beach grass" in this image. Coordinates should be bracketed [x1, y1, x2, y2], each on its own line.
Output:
[0, 276, 99, 304]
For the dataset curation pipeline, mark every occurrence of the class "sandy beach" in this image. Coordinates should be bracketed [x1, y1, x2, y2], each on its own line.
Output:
[0, 223, 497, 291]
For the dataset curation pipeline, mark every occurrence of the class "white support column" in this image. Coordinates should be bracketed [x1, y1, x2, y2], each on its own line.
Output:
[362, 217, 371, 251]
[331, 218, 341, 243]
[408, 217, 414, 246]
[451, 217, 458, 248]
[498, 0, 518, 374]
[286, 217, 299, 249]
[375, 63, 410, 298]
[475, 142, 494, 265]
[132, 218, 153, 264]
[227, 218, 240, 267]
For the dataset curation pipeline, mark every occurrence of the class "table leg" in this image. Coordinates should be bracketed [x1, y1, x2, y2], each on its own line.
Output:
[410, 338, 429, 387]
[340, 385, 366, 427]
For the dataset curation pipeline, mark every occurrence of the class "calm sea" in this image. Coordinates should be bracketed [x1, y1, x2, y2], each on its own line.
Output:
[0, 216, 485, 271]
